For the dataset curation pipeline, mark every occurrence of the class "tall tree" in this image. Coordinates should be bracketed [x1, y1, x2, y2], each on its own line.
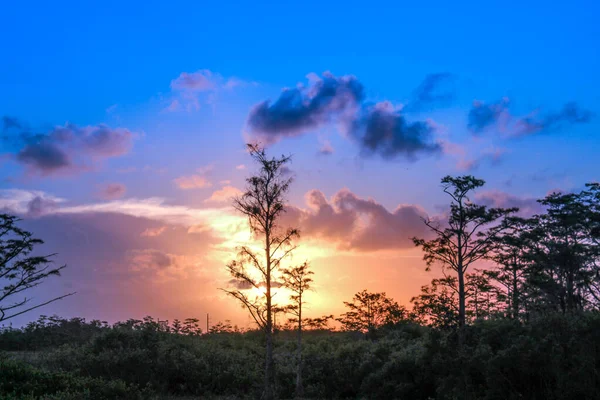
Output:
[281, 262, 313, 398]
[486, 217, 534, 319]
[529, 191, 599, 313]
[413, 176, 517, 330]
[0, 214, 74, 323]
[223, 144, 298, 400]
[337, 290, 408, 335]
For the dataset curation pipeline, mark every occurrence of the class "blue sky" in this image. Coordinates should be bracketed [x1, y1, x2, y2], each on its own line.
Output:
[1, 0, 599, 326]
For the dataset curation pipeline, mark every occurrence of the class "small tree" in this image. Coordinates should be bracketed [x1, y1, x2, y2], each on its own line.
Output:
[411, 277, 459, 329]
[281, 262, 313, 398]
[223, 144, 299, 400]
[413, 176, 517, 331]
[0, 214, 74, 323]
[337, 290, 408, 335]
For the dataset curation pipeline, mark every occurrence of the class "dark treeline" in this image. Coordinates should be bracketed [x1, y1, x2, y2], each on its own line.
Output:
[2, 145, 600, 399]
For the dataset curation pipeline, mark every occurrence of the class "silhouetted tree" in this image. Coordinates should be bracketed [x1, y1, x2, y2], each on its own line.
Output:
[411, 276, 459, 329]
[413, 176, 517, 331]
[281, 262, 313, 398]
[209, 320, 234, 334]
[527, 191, 599, 313]
[303, 314, 334, 330]
[0, 214, 74, 323]
[223, 144, 299, 400]
[486, 217, 534, 319]
[338, 290, 408, 335]
[182, 318, 202, 335]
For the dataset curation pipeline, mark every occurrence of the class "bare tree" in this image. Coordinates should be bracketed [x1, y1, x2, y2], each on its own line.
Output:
[0, 214, 74, 323]
[222, 144, 299, 400]
[412, 176, 517, 331]
[281, 261, 313, 398]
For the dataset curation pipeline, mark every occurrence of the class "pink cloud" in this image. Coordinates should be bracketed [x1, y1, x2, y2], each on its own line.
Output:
[204, 186, 243, 204]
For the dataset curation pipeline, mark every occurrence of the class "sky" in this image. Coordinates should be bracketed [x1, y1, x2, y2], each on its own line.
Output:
[1, 0, 599, 328]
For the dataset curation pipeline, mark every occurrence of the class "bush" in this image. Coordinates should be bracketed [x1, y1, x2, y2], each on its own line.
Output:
[0, 357, 150, 399]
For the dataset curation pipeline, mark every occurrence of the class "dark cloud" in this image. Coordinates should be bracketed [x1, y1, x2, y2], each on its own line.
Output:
[405, 73, 456, 112]
[1, 117, 134, 176]
[26, 196, 59, 218]
[128, 249, 173, 271]
[99, 183, 127, 200]
[2, 116, 21, 131]
[347, 102, 442, 160]
[283, 188, 430, 251]
[467, 98, 510, 134]
[246, 72, 365, 143]
[513, 102, 593, 136]
[17, 139, 71, 172]
[467, 100, 592, 136]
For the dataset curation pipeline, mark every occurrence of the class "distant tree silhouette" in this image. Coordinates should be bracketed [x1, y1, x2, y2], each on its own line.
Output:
[281, 261, 313, 398]
[486, 217, 534, 320]
[209, 320, 235, 334]
[222, 144, 299, 400]
[413, 176, 517, 332]
[411, 276, 459, 329]
[525, 190, 600, 313]
[0, 214, 74, 323]
[338, 290, 408, 335]
[303, 314, 334, 330]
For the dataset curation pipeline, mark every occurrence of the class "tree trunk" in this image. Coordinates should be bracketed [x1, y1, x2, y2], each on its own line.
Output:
[566, 270, 574, 313]
[264, 320, 274, 400]
[264, 235, 274, 400]
[296, 297, 303, 398]
[458, 267, 466, 346]
[512, 264, 519, 320]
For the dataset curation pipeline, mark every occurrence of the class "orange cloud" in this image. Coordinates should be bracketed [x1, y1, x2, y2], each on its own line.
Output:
[204, 186, 243, 204]
[174, 165, 214, 190]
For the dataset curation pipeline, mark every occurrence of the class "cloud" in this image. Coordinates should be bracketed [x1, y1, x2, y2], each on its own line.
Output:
[26, 196, 59, 217]
[171, 69, 217, 92]
[0, 189, 64, 215]
[457, 147, 506, 171]
[347, 101, 442, 160]
[99, 183, 127, 200]
[128, 249, 173, 272]
[204, 186, 243, 204]
[513, 102, 593, 137]
[283, 188, 430, 251]
[475, 190, 543, 217]
[246, 72, 445, 162]
[467, 99, 592, 136]
[141, 226, 168, 237]
[174, 165, 213, 190]
[168, 69, 254, 112]
[246, 72, 364, 143]
[1, 118, 135, 176]
[235, 164, 246, 170]
[467, 98, 510, 134]
[405, 73, 456, 112]
[318, 140, 334, 155]
[174, 175, 212, 190]
[2, 116, 22, 131]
